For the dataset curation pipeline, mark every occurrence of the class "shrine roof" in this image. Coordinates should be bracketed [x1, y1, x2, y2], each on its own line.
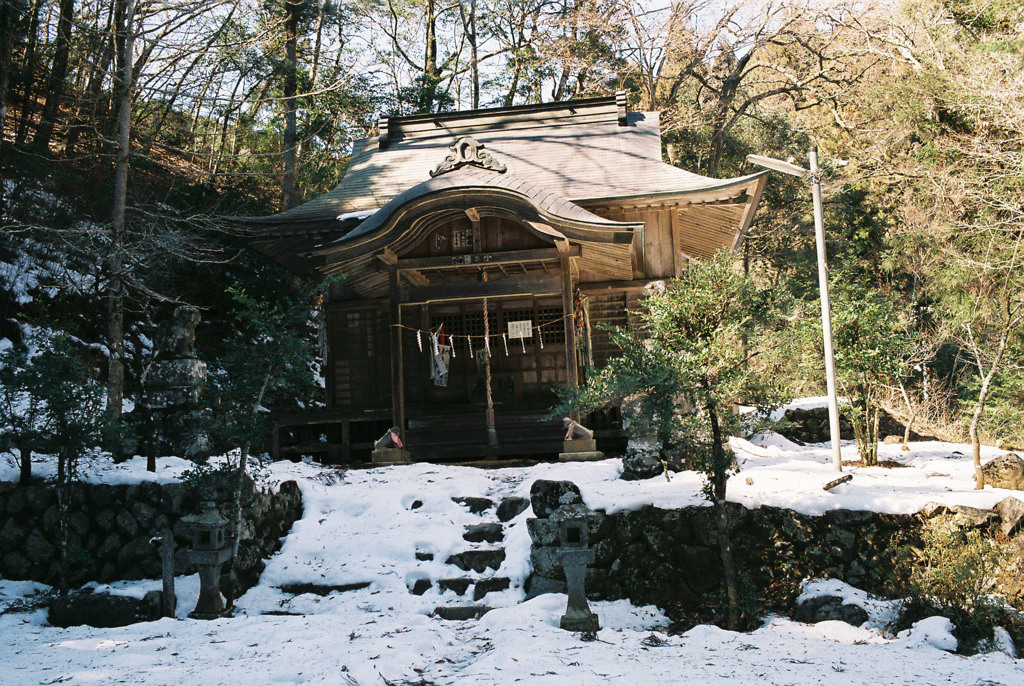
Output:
[246, 95, 760, 228]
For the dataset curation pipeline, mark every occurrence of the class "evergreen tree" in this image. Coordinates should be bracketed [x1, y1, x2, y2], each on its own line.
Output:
[557, 252, 787, 629]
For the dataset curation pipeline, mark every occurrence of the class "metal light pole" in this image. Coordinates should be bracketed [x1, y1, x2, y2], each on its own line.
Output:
[747, 149, 843, 472]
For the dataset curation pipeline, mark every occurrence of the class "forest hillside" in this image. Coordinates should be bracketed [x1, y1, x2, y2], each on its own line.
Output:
[0, 0, 1022, 457]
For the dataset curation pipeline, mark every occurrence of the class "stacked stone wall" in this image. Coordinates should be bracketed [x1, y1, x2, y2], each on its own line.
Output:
[0, 479, 302, 593]
[529, 499, 923, 607]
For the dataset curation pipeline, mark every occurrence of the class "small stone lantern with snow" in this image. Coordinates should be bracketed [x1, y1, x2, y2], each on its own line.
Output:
[557, 517, 600, 632]
[181, 502, 233, 619]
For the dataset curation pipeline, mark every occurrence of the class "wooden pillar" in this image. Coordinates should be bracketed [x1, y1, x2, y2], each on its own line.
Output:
[388, 266, 406, 442]
[341, 419, 351, 463]
[270, 421, 280, 461]
[560, 255, 579, 389]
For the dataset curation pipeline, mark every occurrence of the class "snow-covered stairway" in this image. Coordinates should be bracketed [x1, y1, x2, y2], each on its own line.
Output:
[405, 494, 531, 621]
[238, 463, 535, 623]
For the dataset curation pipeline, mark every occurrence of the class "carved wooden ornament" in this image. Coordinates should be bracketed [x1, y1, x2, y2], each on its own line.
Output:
[429, 136, 507, 177]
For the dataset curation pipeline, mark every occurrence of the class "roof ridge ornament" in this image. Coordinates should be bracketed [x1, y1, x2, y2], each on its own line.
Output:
[429, 136, 507, 177]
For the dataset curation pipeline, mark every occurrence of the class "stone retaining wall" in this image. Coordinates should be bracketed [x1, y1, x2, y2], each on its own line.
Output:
[528, 500, 923, 607]
[0, 479, 302, 593]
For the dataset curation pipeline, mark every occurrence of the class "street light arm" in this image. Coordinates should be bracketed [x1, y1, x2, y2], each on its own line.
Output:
[745, 154, 808, 178]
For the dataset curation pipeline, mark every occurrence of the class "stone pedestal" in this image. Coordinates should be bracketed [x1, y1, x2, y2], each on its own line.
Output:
[559, 438, 604, 462]
[190, 555, 231, 619]
[559, 450, 605, 462]
[559, 547, 599, 632]
[371, 447, 411, 465]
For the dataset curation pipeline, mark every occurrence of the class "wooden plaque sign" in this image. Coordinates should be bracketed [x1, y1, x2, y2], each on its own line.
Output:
[508, 320, 533, 339]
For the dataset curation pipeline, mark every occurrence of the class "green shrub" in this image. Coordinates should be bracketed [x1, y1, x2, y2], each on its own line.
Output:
[891, 519, 1023, 654]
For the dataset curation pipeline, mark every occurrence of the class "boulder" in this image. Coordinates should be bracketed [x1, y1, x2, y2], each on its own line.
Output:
[529, 480, 583, 518]
[948, 504, 997, 529]
[23, 530, 56, 565]
[982, 453, 1024, 491]
[2, 551, 31, 578]
[48, 592, 150, 628]
[0, 517, 26, 551]
[115, 510, 140, 538]
[621, 436, 663, 480]
[920, 502, 949, 519]
[451, 496, 493, 514]
[525, 574, 567, 599]
[5, 487, 26, 516]
[793, 595, 869, 627]
[496, 496, 530, 522]
[996, 497, 1024, 538]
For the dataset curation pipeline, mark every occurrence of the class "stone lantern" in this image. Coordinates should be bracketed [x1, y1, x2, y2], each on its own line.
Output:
[181, 502, 233, 619]
[557, 516, 600, 632]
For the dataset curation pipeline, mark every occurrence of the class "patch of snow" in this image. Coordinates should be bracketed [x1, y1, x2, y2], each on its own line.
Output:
[992, 627, 1018, 658]
[336, 208, 377, 222]
[770, 395, 849, 421]
[3, 440, 1024, 684]
[798, 578, 901, 629]
[897, 616, 959, 652]
[0, 451, 199, 485]
[82, 575, 202, 619]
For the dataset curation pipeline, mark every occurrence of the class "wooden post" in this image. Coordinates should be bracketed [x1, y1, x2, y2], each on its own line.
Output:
[388, 266, 406, 443]
[341, 419, 351, 463]
[270, 421, 280, 461]
[158, 528, 176, 618]
[483, 293, 498, 456]
[560, 255, 579, 389]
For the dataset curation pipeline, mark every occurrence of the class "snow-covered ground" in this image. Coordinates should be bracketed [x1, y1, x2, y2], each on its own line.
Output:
[1, 423, 1023, 685]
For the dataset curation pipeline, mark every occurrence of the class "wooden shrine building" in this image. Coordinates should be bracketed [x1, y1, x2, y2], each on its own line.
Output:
[250, 93, 767, 462]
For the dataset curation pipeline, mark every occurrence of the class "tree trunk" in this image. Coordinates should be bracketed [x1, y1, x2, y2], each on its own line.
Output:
[970, 354, 1002, 489]
[899, 382, 916, 450]
[850, 393, 868, 465]
[421, 0, 439, 112]
[34, 0, 75, 152]
[870, 405, 880, 465]
[706, 395, 739, 630]
[57, 449, 70, 595]
[966, 321, 1010, 489]
[66, 2, 115, 156]
[107, 0, 134, 421]
[0, 0, 17, 211]
[18, 445, 31, 481]
[716, 499, 740, 630]
[16, 0, 42, 145]
[280, 0, 301, 209]
[460, 0, 479, 109]
[232, 371, 271, 560]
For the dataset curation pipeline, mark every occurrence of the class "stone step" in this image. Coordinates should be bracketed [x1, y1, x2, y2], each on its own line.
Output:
[463, 522, 503, 543]
[408, 576, 512, 601]
[433, 605, 491, 621]
[451, 496, 493, 514]
[472, 576, 510, 601]
[496, 496, 530, 522]
[277, 582, 370, 596]
[446, 549, 506, 573]
[438, 578, 472, 596]
[409, 579, 432, 596]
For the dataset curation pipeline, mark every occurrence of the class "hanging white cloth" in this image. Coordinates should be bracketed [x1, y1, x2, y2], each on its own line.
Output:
[429, 333, 451, 387]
